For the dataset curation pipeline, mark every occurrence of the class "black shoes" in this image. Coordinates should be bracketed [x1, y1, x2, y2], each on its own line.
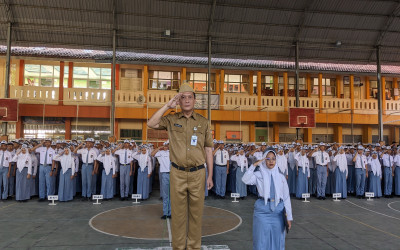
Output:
[161, 215, 167, 220]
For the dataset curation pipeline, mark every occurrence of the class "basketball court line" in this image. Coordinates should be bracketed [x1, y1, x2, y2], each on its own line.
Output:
[315, 204, 400, 240]
[388, 201, 400, 213]
[0, 202, 17, 211]
[167, 218, 172, 247]
[345, 200, 400, 221]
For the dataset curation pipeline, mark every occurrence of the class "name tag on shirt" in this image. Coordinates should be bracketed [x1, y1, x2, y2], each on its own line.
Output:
[191, 135, 198, 146]
[174, 123, 182, 127]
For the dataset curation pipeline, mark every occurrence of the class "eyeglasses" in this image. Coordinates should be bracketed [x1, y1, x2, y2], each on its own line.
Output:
[265, 157, 276, 161]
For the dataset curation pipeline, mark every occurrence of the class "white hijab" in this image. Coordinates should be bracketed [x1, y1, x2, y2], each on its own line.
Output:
[60, 148, 75, 175]
[103, 153, 115, 175]
[259, 150, 282, 207]
[138, 150, 148, 171]
[16, 150, 31, 173]
[369, 156, 382, 177]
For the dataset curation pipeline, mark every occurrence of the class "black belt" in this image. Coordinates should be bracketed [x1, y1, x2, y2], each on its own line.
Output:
[216, 164, 227, 167]
[172, 162, 204, 172]
[41, 164, 51, 167]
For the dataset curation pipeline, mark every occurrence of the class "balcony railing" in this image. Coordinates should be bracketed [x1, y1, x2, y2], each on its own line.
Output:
[10, 85, 59, 104]
[6, 85, 400, 116]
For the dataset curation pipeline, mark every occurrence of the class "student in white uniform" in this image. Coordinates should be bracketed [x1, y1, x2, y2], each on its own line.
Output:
[287, 146, 297, 196]
[276, 147, 288, 179]
[113, 140, 134, 201]
[96, 147, 116, 200]
[232, 148, 248, 199]
[394, 148, 400, 196]
[333, 147, 348, 199]
[31, 139, 56, 202]
[53, 147, 75, 202]
[0, 141, 12, 200]
[353, 146, 368, 199]
[133, 146, 152, 200]
[12, 144, 32, 202]
[213, 141, 229, 199]
[310, 142, 330, 200]
[242, 148, 293, 250]
[381, 147, 394, 198]
[295, 146, 310, 199]
[152, 142, 171, 219]
[368, 151, 382, 198]
[74, 138, 97, 201]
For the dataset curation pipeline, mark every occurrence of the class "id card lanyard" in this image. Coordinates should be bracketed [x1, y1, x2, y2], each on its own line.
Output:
[191, 126, 198, 146]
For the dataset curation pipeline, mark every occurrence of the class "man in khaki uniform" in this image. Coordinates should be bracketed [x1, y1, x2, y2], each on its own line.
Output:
[148, 83, 214, 250]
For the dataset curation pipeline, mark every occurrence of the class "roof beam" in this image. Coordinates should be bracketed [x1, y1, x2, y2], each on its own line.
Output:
[368, 2, 400, 61]
[207, 0, 217, 36]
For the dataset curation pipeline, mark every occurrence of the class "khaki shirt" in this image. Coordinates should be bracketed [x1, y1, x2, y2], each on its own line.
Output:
[156, 111, 213, 168]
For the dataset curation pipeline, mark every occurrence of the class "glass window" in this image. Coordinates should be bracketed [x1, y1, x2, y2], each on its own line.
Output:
[149, 70, 181, 90]
[24, 64, 65, 87]
[312, 77, 336, 96]
[73, 66, 112, 89]
[224, 74, 249, 93]
[186, 72, 215, 92]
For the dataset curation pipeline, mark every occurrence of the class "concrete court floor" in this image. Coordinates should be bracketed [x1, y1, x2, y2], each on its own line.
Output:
[1, 192, 400, 250]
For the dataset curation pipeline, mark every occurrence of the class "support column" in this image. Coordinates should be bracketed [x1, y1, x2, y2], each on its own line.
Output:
[115, 64, 120, 90]
[143, 65, 149, 97]
[68, 62, 73, 88]
[220, 70, 225, 110]
[15, 117, 23, 139]
[334, 125, 343, 144]
[382, 76, 386, 115]
[283, 72, 288, 111]
[306, 74, 311, 97]
[249, 122, 255, 142]
[273, 123, 279, 143]
[393, 78, 398, 101]
[257, 71, 261, 110]
[181, 67, 187, 82]
[336, 75, 342, 98]
[142, 120, 147, 142]
[215, 122, 221, 140]
[377, 46, 383, 141]
[249, 71, 254, 96]
[65, 117, 71, 140]
[318, 73, 323, 113]
[350, 75, 355, 111]
[110, 29, 117, 137]
[18, 60, 24, 86]
[362, 125, 372, 144]
[303, 128, 312, 143]
[365, 76, 370, 99]
[58, 61, 64, 105]
[114, 119, 119, 140]
[393, 126, 399, 144]
[273, 72, 279, 96]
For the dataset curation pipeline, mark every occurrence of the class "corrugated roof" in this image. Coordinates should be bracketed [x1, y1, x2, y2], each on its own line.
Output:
[1, 0, 400, 64]
[3, 45, 400, 76]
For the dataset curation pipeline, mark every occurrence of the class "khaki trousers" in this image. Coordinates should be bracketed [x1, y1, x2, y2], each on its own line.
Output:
[170, 166, 206, 250]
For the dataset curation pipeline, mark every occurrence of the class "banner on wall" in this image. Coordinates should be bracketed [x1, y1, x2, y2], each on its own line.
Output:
[194, 94, 219, 110]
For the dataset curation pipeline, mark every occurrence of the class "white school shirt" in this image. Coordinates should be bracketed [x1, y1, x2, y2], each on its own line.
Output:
[276, 154, 288, 175]
[35, 147, 56, 165]
[53, 154, 75, 175]
[31, 153, 38, 175]
[115, 149, 134, 165]
[295, 153, 310, 177]
[253, 151, 264, 161]
[393, 154, 400, 167]
[333, 153, 348, 177]
[154, 150, 171, 173]
[354, 154, 367, 169]
[12, 153, 32, 174]
[231, 154, 248, 172]
[328, 155, 337, 172]
[312, 150, 330, 166]
[214, 149, 229, 165]
[368, 158, 382, 177]
[96, 154, 116, 175]
[242, 164, 293, 221]
[77, 148, 98, 164]
[0, 150, 12, 168]
[133, 153, 152, 174]
[382, 154, 394, 168]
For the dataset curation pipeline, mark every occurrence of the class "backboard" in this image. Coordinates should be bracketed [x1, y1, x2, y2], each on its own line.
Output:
[289, 108, 315, 128]
[0, 99, 18, 122]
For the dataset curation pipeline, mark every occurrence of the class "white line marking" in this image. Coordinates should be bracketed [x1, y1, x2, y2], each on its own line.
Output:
[201, 206, 243, 238]
[167, 218, 172, 246]
[346, 200, 400, 221]
[388, 201, 400, 213]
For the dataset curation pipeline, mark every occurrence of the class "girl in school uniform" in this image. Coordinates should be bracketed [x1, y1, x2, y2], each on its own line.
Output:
[242, 148, 293, 250]
[96, 148, 117, 200]
[233, 148, 248, 199]
[276, 147, 288, 179]
[12, 145, 32, 202]
[295, 147, 310, 199]
[53, 148, 75, 202]
[333, 147, 348, 199]
[30, 147, 38, 197]
[368, 151, 382, 198]
[133, 146, 152, 200]
[394, 149, 400, 196]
